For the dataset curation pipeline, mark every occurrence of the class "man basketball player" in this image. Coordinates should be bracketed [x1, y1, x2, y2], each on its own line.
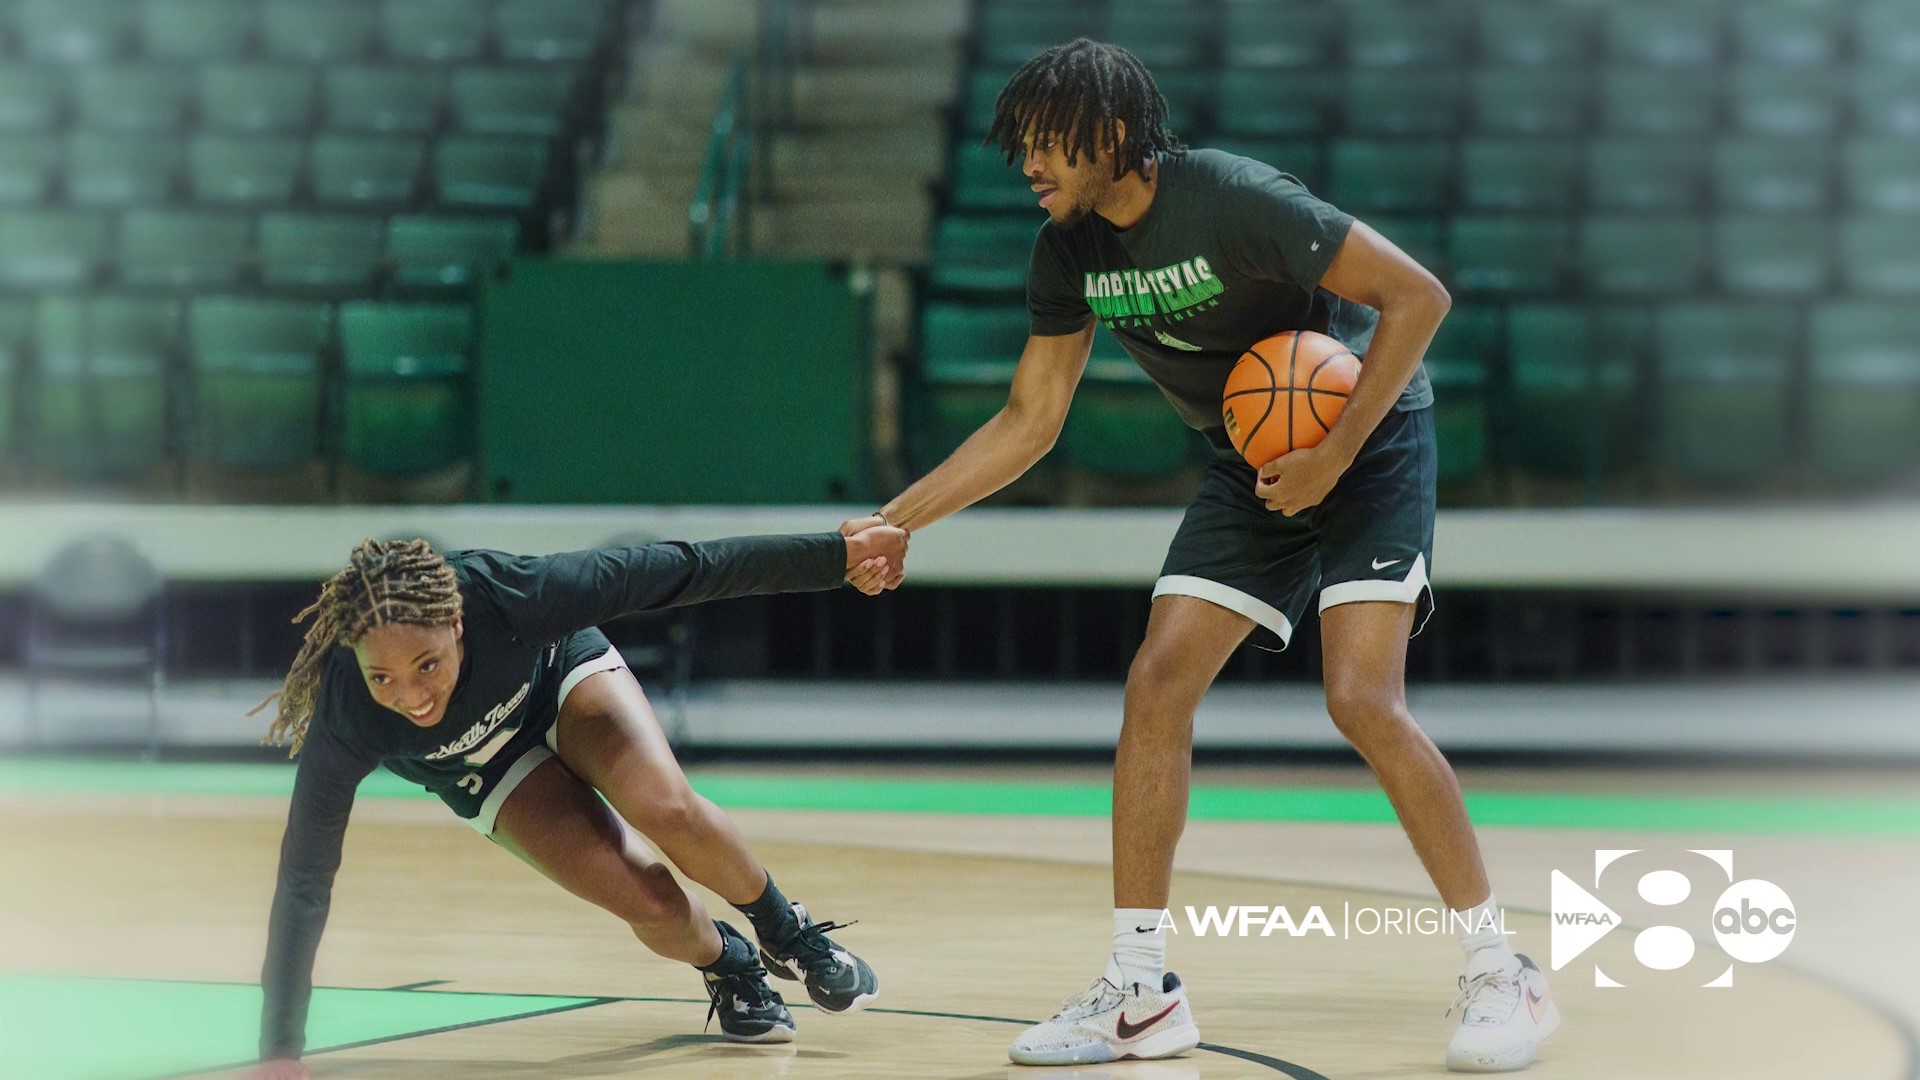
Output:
[841, 39, 1558, 1072]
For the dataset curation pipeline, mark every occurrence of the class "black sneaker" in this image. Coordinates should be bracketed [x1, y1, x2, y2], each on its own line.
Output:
[703, 963, 795, 1043]
[758, 902, 879, 1014]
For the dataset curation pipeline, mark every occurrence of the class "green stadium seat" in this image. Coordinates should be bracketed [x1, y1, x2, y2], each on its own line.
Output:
[1504, 303, 1645, 477]
[0, 210, 108, 287]
[17, 0, 134, 62]
[1856, 2, 1920, 69]
[31, 295, 178, 478]
[141, 0, 254, 61]
[963, 66, 1015, 136]
[260, 211, 386, 293]
[1604, 4, 1721, 68]
[188, 297, 331, 470]
[1855, 68, 1920, 136]
[930, 215, 1034, 294]
[1715, 215, 1831, 296]
[0, 304, 20, 461]
[1470, 68, 1588, 136]
[1344, 69, 1462, 137]
[1422, 305, 1499, 482]
[433, 135, 549, 210]
[450, 66, 576, 138]
[1734, 4, 1842, 67]
[1654, 303, 1797, 481]
[1222, 2, 1337, 68]
[1459, 138, 1580, 212]
[1840, 215, 1920, 295]
[188, 134, 304, 206]
[1845, 137, 1920, 213]
[324, 65, 445, 134]
[1477, 3, 1593, 67]
[310, 134, 425, 206]
[950, 142, 1028, 211]
[75, 65, 193, 133]
[1328, 139, 1451, 214]
[381, 0, 487, 63]
[386, 213, 519, 293]
[916, 303, 1025, 467]
[1210, 137, 1325, 192]
[1808, 301, 1920, 482]
[1368, 215, 1447, 276]
[340, 301, 473, 475]
[1581, 216, 1708, 294]
[1713, 137, 1831, 213]
[261, 0, 374, 62]
[200, 64, 316, 134]
[119, 210, 252, 289]
[1345, 4, 1464, 68]
[1587, 138, 1707, 212]
[1728, 66, 1842, 137]
[1216, 69, 1338, 137]
[0, 133, 59, 204]
[66, 131, 180, 205]
[494, 0, 608, 64]
[1108, 1, 1209, 70]
[978, 1, 1099, 67]
[1601, 69, 1717, 135]
[1447, 216, 1573, 295]
[0, 65, 69, 132]
[1151, 70, 1210, 134]
[1065, 364, 1193, 480]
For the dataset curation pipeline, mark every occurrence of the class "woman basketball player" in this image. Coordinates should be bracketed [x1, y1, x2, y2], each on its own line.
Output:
[247, 525, 907, 1079]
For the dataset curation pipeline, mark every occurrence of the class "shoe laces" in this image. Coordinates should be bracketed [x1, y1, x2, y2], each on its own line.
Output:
[704, 964, 776, 1032]
[780, 913, 857, 968]
[1053, 977, 1124, 1022]
[1447, 969, 1520, 1026]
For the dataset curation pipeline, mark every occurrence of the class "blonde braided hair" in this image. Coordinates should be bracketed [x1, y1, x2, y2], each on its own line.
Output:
[252, 538, 462, 756]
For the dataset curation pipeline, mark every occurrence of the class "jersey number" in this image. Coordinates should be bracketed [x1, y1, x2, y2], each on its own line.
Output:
[457, 773, 485, 795]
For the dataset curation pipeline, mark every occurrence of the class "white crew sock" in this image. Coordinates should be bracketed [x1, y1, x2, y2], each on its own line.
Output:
[1104, 907, 1167, 990]
[1457, 893, 1519, 977]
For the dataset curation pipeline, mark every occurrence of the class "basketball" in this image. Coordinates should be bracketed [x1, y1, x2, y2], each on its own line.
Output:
[1221, 330, 1360, 468]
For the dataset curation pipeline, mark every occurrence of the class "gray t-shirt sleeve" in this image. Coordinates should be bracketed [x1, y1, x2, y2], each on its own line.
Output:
[1220, 162, 1356, 295]
[1027, 223, 1092, 337]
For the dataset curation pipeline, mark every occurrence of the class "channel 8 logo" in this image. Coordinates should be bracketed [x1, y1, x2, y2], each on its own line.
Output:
[1551, 849, 1795, 988]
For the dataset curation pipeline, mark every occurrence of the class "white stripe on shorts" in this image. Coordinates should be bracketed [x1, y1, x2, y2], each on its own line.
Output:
[1151, 574, 1295, 646]
[467, 644, 629, 836]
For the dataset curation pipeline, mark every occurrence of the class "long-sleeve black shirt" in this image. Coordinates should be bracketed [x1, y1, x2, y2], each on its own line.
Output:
[260, 533, 846, 1060]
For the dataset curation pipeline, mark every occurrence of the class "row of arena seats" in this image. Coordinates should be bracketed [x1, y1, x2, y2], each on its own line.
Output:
[912, 300, 1920, 492]
[950, 136, 1920, 218]
[0, 295, 474, 482]
[976, 0, 1920, 71]
[0, 0, 614, 65]
[931, 210, 1920, 300]
[0, 63, 587, 137]
[0, 210, 515, 294]
[0, 134, 557, 216]
[961, 64, 1920, 139]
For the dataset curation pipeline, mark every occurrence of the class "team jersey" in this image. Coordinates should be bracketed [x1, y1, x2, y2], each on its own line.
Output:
[1027, 147, 1433, 438]
[260, 533, 846, 1060]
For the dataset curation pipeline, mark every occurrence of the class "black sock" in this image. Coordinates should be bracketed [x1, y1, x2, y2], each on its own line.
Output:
[733, 872, 799, 944]
[697, 920, 757, 975]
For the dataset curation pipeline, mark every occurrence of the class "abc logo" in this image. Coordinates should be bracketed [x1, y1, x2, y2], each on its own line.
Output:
[1712, 878, 1796, 964]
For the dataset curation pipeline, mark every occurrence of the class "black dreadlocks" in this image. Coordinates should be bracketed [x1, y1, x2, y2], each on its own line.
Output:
[985, 37, 1187, 180]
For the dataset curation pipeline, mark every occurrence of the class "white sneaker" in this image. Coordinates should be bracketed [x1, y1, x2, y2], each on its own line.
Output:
[1009, 972, 1201, 1066]
[1446, 952, 1560, 1072]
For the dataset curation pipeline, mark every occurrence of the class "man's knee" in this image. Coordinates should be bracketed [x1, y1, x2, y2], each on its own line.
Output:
[1325, 683, 1413, 748]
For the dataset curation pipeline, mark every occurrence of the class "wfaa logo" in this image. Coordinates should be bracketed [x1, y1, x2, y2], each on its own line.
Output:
[1551, 849, 1796, 989]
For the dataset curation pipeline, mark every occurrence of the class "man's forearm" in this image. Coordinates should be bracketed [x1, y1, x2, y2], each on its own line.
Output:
[1322, 289, 1450, 464]
[881, 407, 1056, 532]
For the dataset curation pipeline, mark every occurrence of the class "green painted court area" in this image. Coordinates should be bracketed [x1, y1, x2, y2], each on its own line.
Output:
[0, 976, 596, 1080]
[1, 759, 1918, 836]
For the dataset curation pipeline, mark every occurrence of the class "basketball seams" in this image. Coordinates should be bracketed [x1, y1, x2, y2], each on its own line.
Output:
[1226, 335, 1357, 466]
[1305, 352, 1354, 435]
[1237, 346, 1279, 457]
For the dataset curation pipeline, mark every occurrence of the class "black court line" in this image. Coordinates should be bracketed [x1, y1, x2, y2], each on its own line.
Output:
[382, 979, 450, 991]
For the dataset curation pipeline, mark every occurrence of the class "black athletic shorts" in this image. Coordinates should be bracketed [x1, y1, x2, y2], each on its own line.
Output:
[1156, 405, 1437, 650]
[436, 626, 629, 834]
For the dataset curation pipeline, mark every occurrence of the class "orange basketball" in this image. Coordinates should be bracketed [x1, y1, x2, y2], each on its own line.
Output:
[1221, 330, 1360, 467]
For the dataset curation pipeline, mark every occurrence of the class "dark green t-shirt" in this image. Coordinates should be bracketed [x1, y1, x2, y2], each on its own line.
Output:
[1027, 148, 1433, 437]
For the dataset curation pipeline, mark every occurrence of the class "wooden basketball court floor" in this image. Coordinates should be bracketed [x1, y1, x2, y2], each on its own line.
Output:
[1, 760, 1916, 1080]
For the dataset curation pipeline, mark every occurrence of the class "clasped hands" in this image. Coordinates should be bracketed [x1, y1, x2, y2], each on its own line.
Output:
[839, 515, 908, 595]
